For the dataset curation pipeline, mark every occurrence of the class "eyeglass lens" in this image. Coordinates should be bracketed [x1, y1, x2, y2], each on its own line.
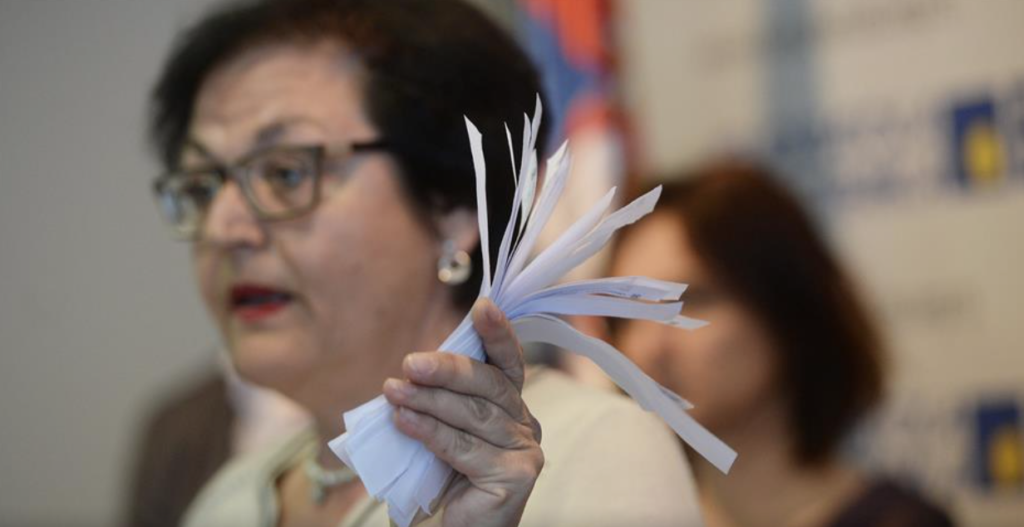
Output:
[156, 147, 320, 237]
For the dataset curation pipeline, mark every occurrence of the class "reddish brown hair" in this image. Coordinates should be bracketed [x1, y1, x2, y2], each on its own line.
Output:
[624, 159, 885, 465]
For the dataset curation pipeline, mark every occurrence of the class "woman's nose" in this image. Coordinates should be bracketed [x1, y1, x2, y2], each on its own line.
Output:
[201, 181, 265, 247]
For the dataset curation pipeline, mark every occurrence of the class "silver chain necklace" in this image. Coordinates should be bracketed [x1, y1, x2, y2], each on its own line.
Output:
[304, 455, 359, 505]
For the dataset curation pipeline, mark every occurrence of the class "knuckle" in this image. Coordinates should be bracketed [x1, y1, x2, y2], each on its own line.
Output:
[444, 428, 477, 459]
[484, 367, 510, 401]
[468, 395, 494, 425]
[487, 486, 514, 509]
[512, 423, 537, 449]
[432, 353, 457, 381]
[507, 452, 544, 483]
[439, 354, 472, 386]
[530, 416, 543, 444]
[455, 356, 478, 380]
[486, 365, 517, 401]
[532, 448, 545, 474]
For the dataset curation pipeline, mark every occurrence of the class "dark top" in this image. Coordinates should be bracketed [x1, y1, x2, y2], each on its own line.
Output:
[826, 478, 956, 527]
[122, 372, 233, 527]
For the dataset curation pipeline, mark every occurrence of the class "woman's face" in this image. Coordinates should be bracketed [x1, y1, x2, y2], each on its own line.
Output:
[185, 42, 461, 408]
[611, 212, 780, 433]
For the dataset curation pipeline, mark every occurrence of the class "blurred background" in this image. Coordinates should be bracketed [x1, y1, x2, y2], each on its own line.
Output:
[1, 0, 1021, 525]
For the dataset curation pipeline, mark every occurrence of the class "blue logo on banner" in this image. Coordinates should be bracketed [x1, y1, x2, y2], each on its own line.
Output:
[973, 398, 1024, 491]
[951, 98, 1007, 188]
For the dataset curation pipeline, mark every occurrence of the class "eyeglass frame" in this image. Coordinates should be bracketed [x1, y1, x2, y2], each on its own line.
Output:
[152, 139, 389, 241]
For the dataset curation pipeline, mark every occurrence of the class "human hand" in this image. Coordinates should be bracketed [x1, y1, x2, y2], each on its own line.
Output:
[382, 298, 543, 527]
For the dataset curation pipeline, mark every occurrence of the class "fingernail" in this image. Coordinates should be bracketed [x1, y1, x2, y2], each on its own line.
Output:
[484, 300, 503, 325]
[385, 378, 415, 398]
[398, 406, 422, 426]
[407, 354, 436, 376]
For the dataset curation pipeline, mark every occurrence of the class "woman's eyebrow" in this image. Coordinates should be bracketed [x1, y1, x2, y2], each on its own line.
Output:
[253, 117, 324, 149]
[182, 117, 320, 165]
[253, 121, 290, 149]
[181, 138, 220, 165]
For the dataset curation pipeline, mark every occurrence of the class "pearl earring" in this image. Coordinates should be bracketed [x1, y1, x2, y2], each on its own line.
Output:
[437, 240, 472, 285]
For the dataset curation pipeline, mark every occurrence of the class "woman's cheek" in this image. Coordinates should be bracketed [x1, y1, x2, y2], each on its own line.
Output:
[701, 315, 779, 425]
[666, 329, 718, 402]
[192, 251, 222, 320]
[618, 321, 680, 395]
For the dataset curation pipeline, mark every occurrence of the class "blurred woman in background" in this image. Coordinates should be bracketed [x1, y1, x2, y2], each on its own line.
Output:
[610, 160, 955, 527]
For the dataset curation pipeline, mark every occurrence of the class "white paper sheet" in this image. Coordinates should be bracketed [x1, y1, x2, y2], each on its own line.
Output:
[329, 96, 736, 526]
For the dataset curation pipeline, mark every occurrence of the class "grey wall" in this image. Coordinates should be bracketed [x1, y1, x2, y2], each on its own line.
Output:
[0, 1, 220, 524]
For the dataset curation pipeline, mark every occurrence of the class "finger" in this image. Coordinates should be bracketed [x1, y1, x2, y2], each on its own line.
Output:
[393, 406, 542, 485]
[384, 378, 536, 449]
[526, 412, 542, 445]
[403, 351, 527, 423]
[471, 298, 525, 392]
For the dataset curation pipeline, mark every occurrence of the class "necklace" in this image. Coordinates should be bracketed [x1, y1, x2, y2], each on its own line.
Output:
[304, 454, 359, 505]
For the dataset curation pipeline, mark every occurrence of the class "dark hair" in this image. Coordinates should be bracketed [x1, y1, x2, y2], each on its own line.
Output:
[622, 159, 884, 466]
[149, 0, 548, 308]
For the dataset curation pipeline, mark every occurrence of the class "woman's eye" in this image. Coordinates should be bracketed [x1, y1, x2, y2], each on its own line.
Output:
[266, 163, 307, 189]
[183, 181, 216, 206]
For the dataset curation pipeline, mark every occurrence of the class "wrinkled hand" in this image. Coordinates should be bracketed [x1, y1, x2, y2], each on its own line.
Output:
[383, 298, 544, 527]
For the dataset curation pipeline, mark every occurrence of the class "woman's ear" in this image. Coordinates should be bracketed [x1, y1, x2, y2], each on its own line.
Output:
[435, 207, 479, 254]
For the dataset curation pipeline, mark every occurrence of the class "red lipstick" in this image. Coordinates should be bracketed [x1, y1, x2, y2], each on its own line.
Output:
[229, 284, 294, 323]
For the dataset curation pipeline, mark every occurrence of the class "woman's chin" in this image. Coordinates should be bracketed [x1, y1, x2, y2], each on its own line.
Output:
[227, 336, 313, 390]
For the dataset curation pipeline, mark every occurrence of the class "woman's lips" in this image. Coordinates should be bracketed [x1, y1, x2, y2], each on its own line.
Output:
[229, 284, 294, 323]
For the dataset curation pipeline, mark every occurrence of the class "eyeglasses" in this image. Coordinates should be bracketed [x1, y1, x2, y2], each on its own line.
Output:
[152, 141, 387, 240]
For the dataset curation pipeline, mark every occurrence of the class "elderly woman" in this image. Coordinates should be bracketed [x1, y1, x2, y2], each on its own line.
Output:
[147, 0, 700, 526]
[610, 161, 955, 527]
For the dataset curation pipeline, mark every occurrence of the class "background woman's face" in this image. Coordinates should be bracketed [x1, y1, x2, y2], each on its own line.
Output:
[611, 212, 781, 432]
[186, 43, 450, 406]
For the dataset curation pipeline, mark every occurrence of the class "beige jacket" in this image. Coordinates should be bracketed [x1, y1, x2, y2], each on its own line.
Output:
[182, 368, 704, 527]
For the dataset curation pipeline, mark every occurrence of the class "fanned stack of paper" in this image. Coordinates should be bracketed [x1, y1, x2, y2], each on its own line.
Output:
[329, 97, 736, 527]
